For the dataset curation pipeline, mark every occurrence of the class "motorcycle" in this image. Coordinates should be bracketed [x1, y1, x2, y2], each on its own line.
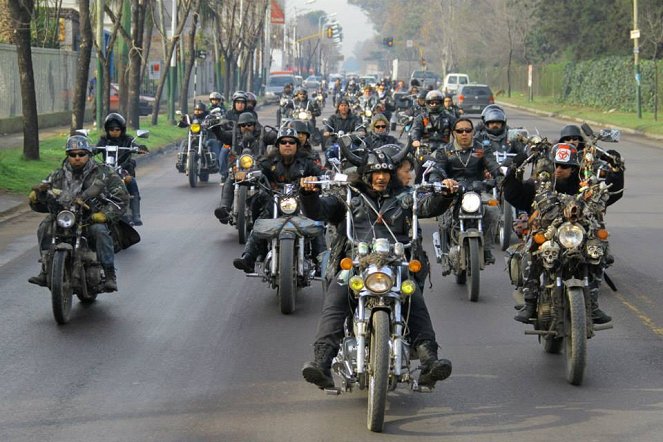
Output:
[229, 148, 259, 244]
[432, 179, 497, 302]
[312, 173, 447, 432]
[506, 125, 619, 385]
[277, 96, 295, 128]
[176, 110, 222, 187]
[248, 174, 325, 314]
[38, 185, 122, 324]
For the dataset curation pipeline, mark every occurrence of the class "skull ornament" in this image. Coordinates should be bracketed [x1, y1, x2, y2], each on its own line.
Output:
[538, 240, 560, 269]
[585, 239, 605, 264]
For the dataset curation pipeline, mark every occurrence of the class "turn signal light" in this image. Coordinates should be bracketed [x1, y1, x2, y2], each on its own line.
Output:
[340, 257, 353, 270]
[596, 229, 609, 240]
[349, 276, 364, 293]
[408, 259, 422, 273]
[487, 199, 499, 206]
[533, 232, 546, 244]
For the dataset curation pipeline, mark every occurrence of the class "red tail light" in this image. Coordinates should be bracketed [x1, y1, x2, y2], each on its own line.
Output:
[458, 94, 464, 104]
[488, 95, 494, 104]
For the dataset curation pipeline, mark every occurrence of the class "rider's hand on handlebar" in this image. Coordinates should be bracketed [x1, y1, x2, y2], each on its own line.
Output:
[91, 212, 107, 223]
[300, 176, 320, 193]
[442, 178, 458, 194]
[412, 140, 421, 148]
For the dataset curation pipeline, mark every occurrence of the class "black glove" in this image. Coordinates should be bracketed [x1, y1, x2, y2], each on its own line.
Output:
[513, 151, 528, 167]
[604, 149, 623, 168]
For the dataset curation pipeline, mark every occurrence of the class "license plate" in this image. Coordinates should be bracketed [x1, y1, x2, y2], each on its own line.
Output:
[472, 105, 481, 110]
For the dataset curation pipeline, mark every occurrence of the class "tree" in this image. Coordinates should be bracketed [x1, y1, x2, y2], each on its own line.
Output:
[71, 0, 93, 131]
[8, 0, 40, 160]
[641, 0, 663, 120]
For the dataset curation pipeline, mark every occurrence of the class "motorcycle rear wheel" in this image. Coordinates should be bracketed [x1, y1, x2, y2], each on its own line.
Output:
[565, 287, 587, 385]
[467, 238, 480, 302]
[187, 151, 199, 188]
[237, 186, 249, 245]
[51, 250, 73, 324]
[367, 310, 390, 433]
[278, 238, 297, 314]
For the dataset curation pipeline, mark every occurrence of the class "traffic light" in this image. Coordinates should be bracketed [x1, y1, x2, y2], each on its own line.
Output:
[326, 25, 333, 39]
[383, 37, 394, 48]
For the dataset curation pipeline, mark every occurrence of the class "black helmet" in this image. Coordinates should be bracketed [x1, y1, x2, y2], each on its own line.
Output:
[291, 120, 310, 135]
[375, 144, 412, 168]
[276, 127, 300, 147]
[417, 91, 427, 101]
[194, 102, 207, 112]
[425, 90, 444, 114]
[103, 112, 126, 133]
[559, 125, 584, 143]
[550, 143, 579, 167]
[209, 91, 223, 102]
[482, 105, 507, 136]
[237, 112, 256, 126]
[65, 135, 93, 153]
[361, 149, 396, 176]
[295, 88, 308, 97]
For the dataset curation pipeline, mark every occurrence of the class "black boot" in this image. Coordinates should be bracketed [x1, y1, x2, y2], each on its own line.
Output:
[514, 299, 537, 323]
[28, 270, 48, 287]
[416, 341, 452, 388]
[130, 196, 143, 226]
[214, 206, 230, 224]
[103, 266, 118, 292]
[484, 249, 496, 265]
[590, 290, 612, 324]
[233, 254, 255, 273]
[302, 343, 337, 389]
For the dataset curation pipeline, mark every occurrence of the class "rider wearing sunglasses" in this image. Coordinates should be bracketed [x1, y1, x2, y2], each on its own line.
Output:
[363, 113, 400, 150]
[231, 128, 323, 272]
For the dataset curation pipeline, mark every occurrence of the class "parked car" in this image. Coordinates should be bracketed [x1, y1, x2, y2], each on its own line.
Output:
[442, 73, 470, 96]
[410, 70, 441, 89]
[294, 75, 304, 88]
[455, 84, 494, 114]
[264, 72, 296, 104]
[303, 75, 322, 92]
[110, 83, 154, 116]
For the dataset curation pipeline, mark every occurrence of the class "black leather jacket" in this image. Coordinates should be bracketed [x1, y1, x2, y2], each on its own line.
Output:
[429, 139, 502, 182]
[410, 111, 453, 145]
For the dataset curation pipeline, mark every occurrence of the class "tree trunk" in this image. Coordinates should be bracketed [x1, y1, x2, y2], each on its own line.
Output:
[179, 10, 198, 112]
[71, 0, 93, 131]
[128, 0, 146, 129]
[8, 0, 40, 160]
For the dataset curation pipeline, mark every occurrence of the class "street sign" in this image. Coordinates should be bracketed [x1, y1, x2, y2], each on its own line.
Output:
[406, 40, 413, 48]
[148, 62, 161, 80]
[630, 29, 640, 39]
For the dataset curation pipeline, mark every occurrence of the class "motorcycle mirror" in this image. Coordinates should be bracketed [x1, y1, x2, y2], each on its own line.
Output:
[210, 108, 222, 115]
[580, 122, 594, 138]
[175, 110, 182, 116]
[598, 128, 620, 143]
[136, 129, 149, 139]
[247, 170, 263, 179]
[75, 129, 89, 137]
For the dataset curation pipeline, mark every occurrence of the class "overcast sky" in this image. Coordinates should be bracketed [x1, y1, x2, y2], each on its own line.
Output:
[284, 0, 374, 59]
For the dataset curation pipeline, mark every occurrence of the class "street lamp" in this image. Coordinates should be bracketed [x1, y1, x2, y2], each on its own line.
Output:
[318, 13, 336, 74]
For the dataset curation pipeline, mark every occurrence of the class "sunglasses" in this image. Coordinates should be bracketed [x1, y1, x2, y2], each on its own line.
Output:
[279, 140, 297, 146]
[68, 152, 88, 158]
[239, 123, 254, 128]
[564, 137, 581, 142]
[454, 128, 473, 134]
[374, 125, 387, 129]
[555, 164, 573, 169]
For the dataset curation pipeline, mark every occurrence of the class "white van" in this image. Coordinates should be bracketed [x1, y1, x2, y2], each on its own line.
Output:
[443, 73, 470, 96]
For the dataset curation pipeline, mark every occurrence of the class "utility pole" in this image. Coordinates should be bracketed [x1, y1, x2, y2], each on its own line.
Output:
[633, 0, 642, 118]
[167, 0, 177, 123]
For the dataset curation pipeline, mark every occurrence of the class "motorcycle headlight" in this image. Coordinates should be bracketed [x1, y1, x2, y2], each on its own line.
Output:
[56, 210, 76, 229]
[298, 111, 309, 119]
[373, 238, 390, 255]
[364, 266, 394, 294]
[239, 154, 254, 169]
[366, 109, 373, 117]
[279, 197, 298, 215]
[190, 123, 201, 134]
[357, 242, 370, 256]
[557, 222, 585, 249]
[461, 192, 481, 213]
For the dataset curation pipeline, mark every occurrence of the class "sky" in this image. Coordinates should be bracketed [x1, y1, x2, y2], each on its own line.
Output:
[283, 0, 374, 60]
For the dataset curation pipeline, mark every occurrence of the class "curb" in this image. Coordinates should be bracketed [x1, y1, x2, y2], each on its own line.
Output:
[497, 101, 663, 143]
[0, 142, 180, 225]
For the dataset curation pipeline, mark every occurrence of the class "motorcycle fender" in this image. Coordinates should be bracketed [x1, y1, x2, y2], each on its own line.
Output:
[278, 230, 297, 240]
[54, 243, 74, 252]
[563, 278, 585, 288]
[460, 233, 484, 269]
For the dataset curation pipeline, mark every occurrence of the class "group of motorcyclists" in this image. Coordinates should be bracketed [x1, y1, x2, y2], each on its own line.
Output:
[25, 79, 625, 395]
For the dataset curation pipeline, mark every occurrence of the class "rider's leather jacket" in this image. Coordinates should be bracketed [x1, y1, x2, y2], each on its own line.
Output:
[429, 139, 502, 182]
[410, 111, 453, 145]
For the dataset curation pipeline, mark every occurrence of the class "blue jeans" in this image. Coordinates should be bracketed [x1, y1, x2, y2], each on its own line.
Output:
[207, 139, 228, 177]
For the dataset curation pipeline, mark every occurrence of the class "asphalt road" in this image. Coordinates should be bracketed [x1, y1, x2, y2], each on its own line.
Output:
[0, 104, 661, 441]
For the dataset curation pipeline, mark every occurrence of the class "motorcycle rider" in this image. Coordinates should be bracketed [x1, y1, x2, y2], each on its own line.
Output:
[363, 114, 400, 151]
[323, 98, 362, 144]
[375, 81, 395, 123]
[411, 90, 454, 153]
[208, 91, 226, 114]
[246, 92, 258, 112]
[232, 128, 323, 273]
[293, 88, 322, 142]
[28, 136, 129, 292]
[504, 143, 624, 324]
[474, 104, 525, 157]
[214, 112, 278, 224]
[224, 91, 257, 122]
[298, 147, 454, 390]
[96, 112, 148, 226]
[443, 94, 463, 119]
[429, 117, 503, 264]
[276, 83, 295, 127]
[291, 120, 323, 168]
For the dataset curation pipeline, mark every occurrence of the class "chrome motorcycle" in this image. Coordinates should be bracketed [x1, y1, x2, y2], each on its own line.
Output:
[176, 110, 222, 187]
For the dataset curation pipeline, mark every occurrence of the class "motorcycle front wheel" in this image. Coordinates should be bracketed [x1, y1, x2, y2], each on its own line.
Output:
[237, 186, 249, 245]
[467, 238, 480, 302]
[565, 287, 587, 385]
[278, 238, 297, 314]
[51, 250, 73, 324]
[499, 201, 513, 251]
[187, 151, 199, 188]
[367, 310, 390, 432]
